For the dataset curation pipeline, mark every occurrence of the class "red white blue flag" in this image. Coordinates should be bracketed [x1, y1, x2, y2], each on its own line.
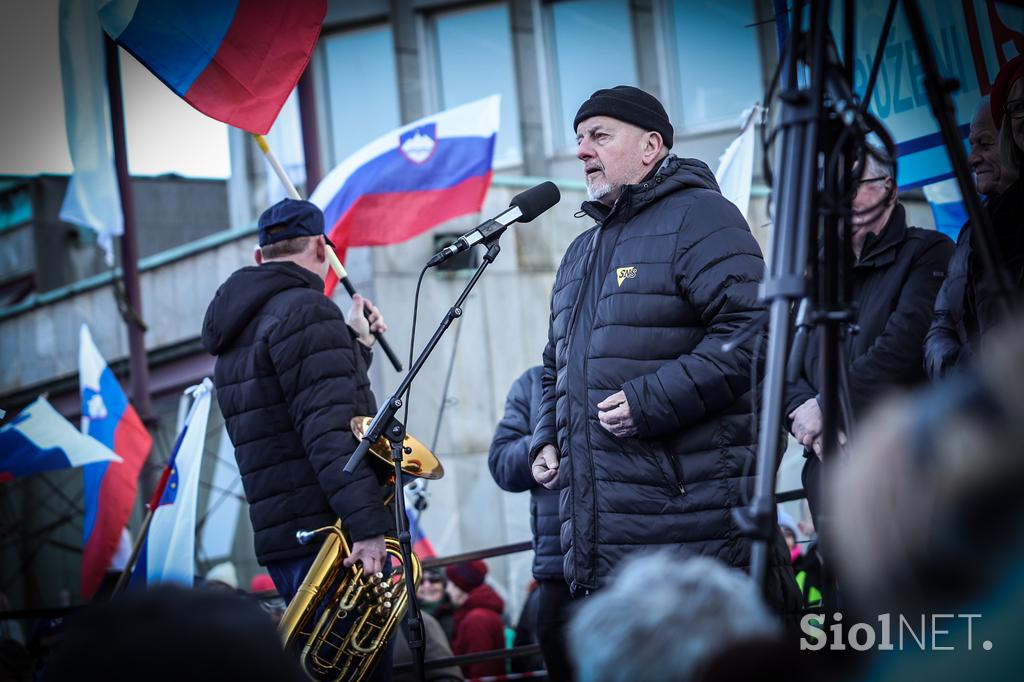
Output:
[0, 397, 121, 483]
[131, 380, 212, 588]
[309, 95, 500, 295]
[98, 0, 326, 134]
[79, 324, 152, 599]
[405, 503, 437, 560]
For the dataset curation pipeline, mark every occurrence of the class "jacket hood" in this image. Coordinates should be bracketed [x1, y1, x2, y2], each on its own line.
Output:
[201, 261, 323, 355]
[459, 583, 504, 615]
[581, 154, 722, 222]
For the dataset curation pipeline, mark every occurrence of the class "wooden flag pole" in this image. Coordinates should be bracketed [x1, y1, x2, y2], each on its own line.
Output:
[252, 134, 403, 371]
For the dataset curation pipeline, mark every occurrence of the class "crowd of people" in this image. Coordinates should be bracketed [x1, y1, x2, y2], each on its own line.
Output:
[3, 53, 1023, 682]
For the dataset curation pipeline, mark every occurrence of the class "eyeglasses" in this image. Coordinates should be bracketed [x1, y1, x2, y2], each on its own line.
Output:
[855, 176, 889, 187]
[1006, 99, 1024, 121]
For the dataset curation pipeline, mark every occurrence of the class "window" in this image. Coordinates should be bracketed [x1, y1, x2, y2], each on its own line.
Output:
[548, 0, 638, 150]
[432, 4, 522, 166]
[669, 1, 762, 130]
[322, 26, 402, 164]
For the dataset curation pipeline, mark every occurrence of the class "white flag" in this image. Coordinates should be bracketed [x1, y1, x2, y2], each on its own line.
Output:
[715, 105, 759, 220]
[134, 379, 212, 587]
[58, 0, 123, 264]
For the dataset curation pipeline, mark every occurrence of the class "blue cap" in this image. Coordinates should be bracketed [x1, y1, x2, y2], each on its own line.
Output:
[257, 199, 333, 247]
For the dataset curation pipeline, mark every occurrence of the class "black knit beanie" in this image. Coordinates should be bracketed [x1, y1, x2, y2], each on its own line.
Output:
[573, 85, 674, 149]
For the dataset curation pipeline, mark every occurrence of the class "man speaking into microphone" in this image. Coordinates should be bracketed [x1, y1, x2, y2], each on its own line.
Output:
[529, 86, 799, 613]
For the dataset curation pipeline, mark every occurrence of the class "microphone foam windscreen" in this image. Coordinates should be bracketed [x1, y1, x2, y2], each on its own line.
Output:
[510, 181, 560, 222]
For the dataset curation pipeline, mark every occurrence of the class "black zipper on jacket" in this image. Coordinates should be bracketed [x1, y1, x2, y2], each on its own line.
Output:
[667, 451, 686, 495]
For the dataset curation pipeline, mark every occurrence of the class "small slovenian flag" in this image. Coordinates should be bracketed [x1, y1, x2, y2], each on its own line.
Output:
[80, 324, 152, 599]
[0, 397, 121, 483]
[131, 380, 212, 588]
[310, 95, 500, 295]
[405, 503, 436, 560]
[98, 0, 327, 135]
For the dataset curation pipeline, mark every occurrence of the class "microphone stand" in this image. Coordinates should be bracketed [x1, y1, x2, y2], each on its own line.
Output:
[347, 238, 505, 682]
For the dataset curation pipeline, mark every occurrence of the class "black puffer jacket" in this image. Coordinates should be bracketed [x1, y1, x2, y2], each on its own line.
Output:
[786, 204, 953, 419]
[925, 223, 973, 379]
[201, 261, 391, 565]
[488, 366, 562, 581]
[530, 156, 798, 610]
[925, 179, 1024, 379]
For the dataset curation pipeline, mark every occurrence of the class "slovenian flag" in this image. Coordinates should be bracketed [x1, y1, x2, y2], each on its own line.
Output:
[309, 95, 500, 295]
[131, 380, 213, 588]
[0, 397, 121, 483]
[80, 324, 153, 599]
[406, 503, 436, 560]
[98, 0, 327, 134]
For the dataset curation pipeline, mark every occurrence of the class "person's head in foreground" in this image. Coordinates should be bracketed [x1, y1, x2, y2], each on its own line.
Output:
[567, 551, 779, 682]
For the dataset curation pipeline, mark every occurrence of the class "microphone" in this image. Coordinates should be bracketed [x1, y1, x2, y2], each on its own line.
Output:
[427, 181, 560, 267]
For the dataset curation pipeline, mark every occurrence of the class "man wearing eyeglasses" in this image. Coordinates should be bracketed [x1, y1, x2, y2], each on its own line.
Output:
[785, 149, 954, 526]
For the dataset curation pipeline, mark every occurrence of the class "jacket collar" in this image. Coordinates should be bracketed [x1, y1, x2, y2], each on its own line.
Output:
[856, 203, 907, 268]
[578, 154, 681, 224]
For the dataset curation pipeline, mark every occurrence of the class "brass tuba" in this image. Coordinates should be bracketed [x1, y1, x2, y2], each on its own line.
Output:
[277, 418, 443, 681]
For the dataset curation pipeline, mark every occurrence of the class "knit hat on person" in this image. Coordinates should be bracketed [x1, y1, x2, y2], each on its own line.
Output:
[573, 85, 674, 149]
[991, 55, 1024, 130]
[445, 560, 488, 592]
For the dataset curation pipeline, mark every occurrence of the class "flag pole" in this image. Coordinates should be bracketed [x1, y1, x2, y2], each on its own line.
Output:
[251, 134, 403, 371]
[103, 36, 154, 427]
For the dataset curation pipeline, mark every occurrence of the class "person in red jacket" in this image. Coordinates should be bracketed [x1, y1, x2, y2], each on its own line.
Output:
[445, 560, 506, 678]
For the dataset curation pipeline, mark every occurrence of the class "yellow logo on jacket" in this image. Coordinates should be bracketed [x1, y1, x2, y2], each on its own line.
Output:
[616, 266, 638, 287]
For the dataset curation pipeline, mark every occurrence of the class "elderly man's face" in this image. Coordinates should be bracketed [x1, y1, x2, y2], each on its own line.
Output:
[850, 163, 895, 257]
[576, 116, 650, 206]
[969, 101, 1015, 196]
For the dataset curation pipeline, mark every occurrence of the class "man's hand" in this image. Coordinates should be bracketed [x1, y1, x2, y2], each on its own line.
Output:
[789, 397, 823, 456]
[811, 430, 848, 459]
[346, 294, 387, 348]
[344, 534, 387, 575]
[532, 445, 560, 490]
[597, 391, 638, 438]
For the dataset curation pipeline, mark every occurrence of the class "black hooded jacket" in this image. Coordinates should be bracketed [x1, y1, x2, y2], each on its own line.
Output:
[530, 155, 799, 611]
[488, 366, 562, 581]
[925, 179, 1024, 378]
[201, 261, 391, 565]
[786, 203, 953, 420]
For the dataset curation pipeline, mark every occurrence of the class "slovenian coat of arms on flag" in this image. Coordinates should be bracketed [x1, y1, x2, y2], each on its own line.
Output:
[79, 324, 152, 599]
[309, 95, 500, 295]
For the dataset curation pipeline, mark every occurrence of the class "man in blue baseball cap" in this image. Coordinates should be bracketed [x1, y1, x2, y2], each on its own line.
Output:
[201, 198, 395, 675]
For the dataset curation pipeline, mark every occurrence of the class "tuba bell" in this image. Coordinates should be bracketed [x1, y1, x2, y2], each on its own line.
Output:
[277, 418, 441, 681]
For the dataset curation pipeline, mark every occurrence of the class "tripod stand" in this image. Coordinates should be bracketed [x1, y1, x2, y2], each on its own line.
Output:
[741, 0, 1015, 608]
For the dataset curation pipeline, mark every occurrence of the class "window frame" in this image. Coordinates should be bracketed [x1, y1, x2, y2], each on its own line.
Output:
[656, 0, 764, 136]
[424, 1, 525, 169]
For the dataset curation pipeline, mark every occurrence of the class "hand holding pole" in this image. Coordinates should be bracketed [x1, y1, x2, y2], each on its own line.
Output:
[253, 134, 402, 371]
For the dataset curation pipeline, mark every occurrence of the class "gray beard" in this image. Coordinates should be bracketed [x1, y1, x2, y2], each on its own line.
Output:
[586, 178, 618, 204]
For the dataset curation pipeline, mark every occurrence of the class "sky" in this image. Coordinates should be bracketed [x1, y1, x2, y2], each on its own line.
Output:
[0, 0, 231, 178]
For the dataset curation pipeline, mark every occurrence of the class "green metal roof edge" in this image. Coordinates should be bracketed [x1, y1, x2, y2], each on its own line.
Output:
[0, 221, 258, 322]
